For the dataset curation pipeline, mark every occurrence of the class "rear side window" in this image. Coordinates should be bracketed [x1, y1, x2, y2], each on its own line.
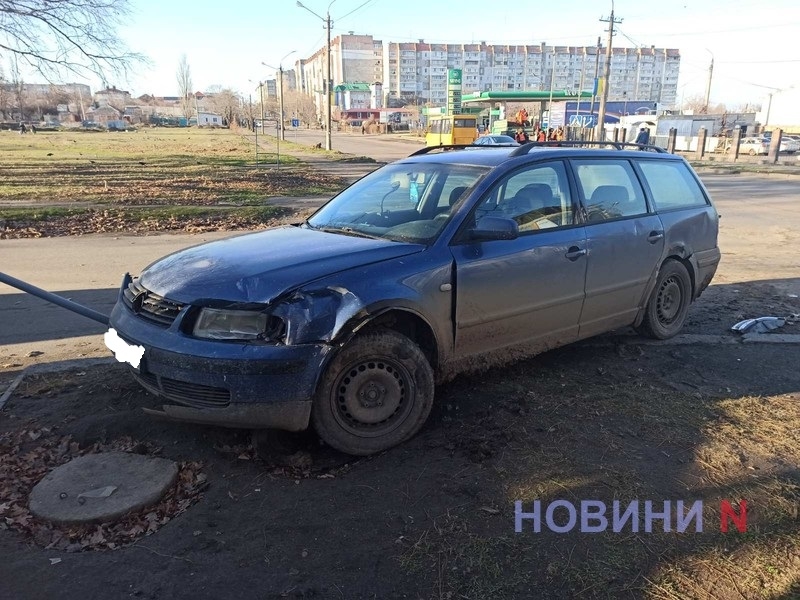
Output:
[572, 159, 648, 222]
[638, 160, 708, 211]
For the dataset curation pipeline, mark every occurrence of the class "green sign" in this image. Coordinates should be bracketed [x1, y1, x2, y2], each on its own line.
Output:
[447, 69, 463, 115]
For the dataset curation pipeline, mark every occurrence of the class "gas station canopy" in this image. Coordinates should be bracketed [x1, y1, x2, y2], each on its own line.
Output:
[462, 90, 593, 103]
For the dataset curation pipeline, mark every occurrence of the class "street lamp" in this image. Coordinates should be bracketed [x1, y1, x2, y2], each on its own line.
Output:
[297, 0, 336, 151]
[248, 79, 266, 134]
[248, 80, 264, 167]
[263, 50, 296, 142]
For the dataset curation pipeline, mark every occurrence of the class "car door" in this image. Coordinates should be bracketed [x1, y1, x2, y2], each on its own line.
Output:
[635, 158, 720, 294]
[570, 158, 665, 338]
[451, 160, 587, 358]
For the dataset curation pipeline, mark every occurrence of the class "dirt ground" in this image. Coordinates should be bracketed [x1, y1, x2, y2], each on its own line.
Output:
[1, 277, 799, 600]
[2, 131, 800, 598]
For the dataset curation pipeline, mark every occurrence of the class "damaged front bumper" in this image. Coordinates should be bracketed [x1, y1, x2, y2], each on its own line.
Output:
[108, 292, 335, 431]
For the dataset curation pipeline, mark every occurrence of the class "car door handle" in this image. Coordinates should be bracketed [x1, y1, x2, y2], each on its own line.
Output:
[647, 231, 664, 243]
[565, 246, 587, 261]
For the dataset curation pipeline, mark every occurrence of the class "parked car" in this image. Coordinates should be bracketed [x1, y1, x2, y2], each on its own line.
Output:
[780, 136, 800, 153]
[107, 143, 721, 455]
[473, 134, 520, 146]
[738, 137, 770, 155]
[738, 136, 797, 155]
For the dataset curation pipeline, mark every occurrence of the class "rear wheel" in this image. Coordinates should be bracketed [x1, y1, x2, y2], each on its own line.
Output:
[312, 329, 434, 455]
[637, 259, 692, 340]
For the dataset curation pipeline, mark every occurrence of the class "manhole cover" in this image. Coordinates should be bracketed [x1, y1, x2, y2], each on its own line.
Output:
[29, 452, 178, 524]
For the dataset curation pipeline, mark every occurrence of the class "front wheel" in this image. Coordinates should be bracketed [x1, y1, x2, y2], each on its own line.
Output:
[312, 329, 434, 455]
[637, 259, 692, 340]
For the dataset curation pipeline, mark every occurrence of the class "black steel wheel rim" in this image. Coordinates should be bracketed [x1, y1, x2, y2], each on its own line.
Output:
[331, 357, 415, 438]
[656, 275, 683, 325]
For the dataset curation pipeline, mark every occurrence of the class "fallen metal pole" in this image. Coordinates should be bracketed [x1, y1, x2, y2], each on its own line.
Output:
[0, 271, 110, 326]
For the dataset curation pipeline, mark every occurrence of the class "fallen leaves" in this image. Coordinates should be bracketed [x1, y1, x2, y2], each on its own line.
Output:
[0, 207, 299, 239]
[0, 428, 206, 552]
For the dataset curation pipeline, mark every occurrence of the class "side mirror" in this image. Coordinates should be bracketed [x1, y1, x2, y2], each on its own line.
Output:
[470, 216, 519, 241]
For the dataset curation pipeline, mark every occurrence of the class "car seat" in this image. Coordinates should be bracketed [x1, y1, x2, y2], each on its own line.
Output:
[587, 185, 629, 220]
[502, 183, 556, 221]
[448, 186, 468, 206]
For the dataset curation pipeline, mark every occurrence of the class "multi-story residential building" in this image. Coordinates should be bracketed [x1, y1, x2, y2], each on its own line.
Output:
[299, 34, 383, 115]
[2, 82, 92, 99]
[295, 35, 680, 117]
[382, 41, 680, 108]
[263, 71, 296, 99]
[0, 82, 92, 121]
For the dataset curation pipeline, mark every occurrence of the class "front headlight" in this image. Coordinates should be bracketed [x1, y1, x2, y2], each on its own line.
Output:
[192, 308, 278, 341]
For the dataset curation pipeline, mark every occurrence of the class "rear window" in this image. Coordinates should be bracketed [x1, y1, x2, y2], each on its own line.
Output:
[572, 159, 648, 221]
[638, 160, 708, 211]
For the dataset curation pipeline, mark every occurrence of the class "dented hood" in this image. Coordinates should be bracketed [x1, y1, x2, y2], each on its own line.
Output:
[139, 226, 424, 304]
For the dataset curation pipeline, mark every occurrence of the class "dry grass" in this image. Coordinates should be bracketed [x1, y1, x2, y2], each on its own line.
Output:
[645, 392, 800, 599]
[0, 127, 347, 237]
[0, 127, 330, 203]
[396, 344, 800, 599]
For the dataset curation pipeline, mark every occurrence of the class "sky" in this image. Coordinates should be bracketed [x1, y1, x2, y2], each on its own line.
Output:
[38, 0, 800, 108]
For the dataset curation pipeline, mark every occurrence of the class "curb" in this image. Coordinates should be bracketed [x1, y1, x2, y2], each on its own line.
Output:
[3, 333, 799, 411]
[0, 357, 116, 411]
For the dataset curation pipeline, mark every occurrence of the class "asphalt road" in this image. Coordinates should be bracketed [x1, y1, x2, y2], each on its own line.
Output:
[275, 127, 425, 162]
[1, 131, 798, 374]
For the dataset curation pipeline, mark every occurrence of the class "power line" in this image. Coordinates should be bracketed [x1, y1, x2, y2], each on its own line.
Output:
[717, 59, 800, 64]
[336, 0, 379, 22]
[615, 28, 644, 48]
[636, 21, 800, 37]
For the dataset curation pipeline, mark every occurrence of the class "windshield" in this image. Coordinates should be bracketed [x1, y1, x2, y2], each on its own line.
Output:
[306, 162, 488, 243]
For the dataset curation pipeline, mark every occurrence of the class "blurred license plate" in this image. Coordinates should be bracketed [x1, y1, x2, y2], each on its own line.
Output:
[104, 328, 145, 370]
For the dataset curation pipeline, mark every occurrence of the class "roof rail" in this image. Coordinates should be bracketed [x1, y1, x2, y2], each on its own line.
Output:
[508, 141, 668, 157]
[408, 144, 474, 156]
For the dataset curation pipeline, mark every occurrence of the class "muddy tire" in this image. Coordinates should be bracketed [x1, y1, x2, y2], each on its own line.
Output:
[312, 329, 434, 455]
[637, 259, 692, 340]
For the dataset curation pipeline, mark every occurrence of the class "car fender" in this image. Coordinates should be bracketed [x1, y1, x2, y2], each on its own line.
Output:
[633, 239, 697, 328]
[277, 251, 454, 377]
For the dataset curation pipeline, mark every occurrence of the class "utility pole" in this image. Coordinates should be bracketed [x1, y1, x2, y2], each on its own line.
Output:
[590, 37, 601, 120]
[325, 10, 333, 150]
[596, 4, 622, 141]
[260, 82, 265, 134]
[764, 92, 773, 127]
[297, 1, 335, 150]
[703, 50, 714, 113]
[547, 49, 556, 129]
[263, 51, 296, 143]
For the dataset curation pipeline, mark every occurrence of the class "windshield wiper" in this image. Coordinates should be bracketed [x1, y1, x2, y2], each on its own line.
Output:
[315, 225, 383, 240]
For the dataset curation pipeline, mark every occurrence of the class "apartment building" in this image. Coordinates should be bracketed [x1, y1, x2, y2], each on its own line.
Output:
[382, 41, 679, 107]
[296, 35, 680, 115]
[299, 34, 383, 114]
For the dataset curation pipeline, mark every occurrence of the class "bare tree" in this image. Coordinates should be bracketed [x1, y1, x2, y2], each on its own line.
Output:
[0, 62, 8, 119]
[204, 88, 241, 127]
[282, 89, 317, 127]
[9, 56, 25, 119]
[176, 54, 194, 120]
[0, 0, 146, 80]
[682, 94, 727, 115]
[41, 84, 69, 117]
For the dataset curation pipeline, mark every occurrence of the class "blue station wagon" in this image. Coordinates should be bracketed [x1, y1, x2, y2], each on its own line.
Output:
[107, 143, 721, 455]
